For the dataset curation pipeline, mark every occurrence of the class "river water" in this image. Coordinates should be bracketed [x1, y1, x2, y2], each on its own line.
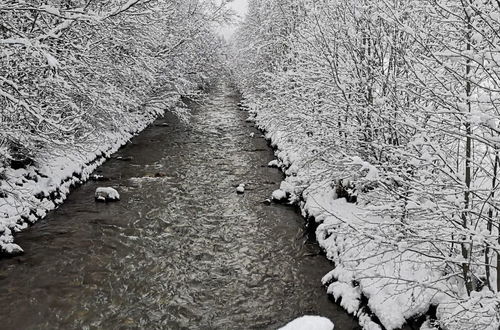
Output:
[0, 84, 360, 329]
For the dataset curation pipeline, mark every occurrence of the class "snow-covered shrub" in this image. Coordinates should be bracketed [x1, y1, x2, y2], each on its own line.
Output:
[0, 0, 230, 253]
[232, 0, 500, 329]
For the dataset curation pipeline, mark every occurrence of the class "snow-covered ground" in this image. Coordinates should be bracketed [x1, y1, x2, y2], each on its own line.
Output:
[279, 316, 334, 330]
[244, 107, 500, 330]
[0, 96, 180, 255]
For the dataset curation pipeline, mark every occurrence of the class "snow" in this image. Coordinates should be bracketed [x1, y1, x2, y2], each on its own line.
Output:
[233, 3, 500, 328]
[0, 38, 32, 47]
[325, 281, 360, 314]
[278, 316, 334, 330]
[268, 159, 280, 167]
[237, 99, 500, 330]
[236, 183, 245, 193]
[350, 156, 379, 180]
[39, 5, 61, 16]
[419, 321, 438, 330]
[0, 95, 183, 254]
[44, 52, 59, 68]
[272, 189, 287, 201]
[95, 187, 120, 202]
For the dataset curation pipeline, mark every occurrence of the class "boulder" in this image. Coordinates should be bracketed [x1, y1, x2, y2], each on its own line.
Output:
[95, 187, 120, 202]
[236, 184, 245, 194]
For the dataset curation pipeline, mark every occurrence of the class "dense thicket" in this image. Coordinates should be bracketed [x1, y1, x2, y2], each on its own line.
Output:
[0, 0, 230, 254]
[232, 1, 500, 329]
[0, 0, 228, 169]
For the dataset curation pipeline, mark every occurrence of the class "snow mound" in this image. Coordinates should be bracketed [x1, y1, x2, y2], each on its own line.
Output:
[279, 316, 334, 330]
[95, 187, 120, 202]
[268, 159, 280, 167]
[272, 189, 287, 201]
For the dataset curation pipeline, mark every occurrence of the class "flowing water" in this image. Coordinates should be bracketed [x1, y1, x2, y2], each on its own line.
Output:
[0, 83, 360, 329]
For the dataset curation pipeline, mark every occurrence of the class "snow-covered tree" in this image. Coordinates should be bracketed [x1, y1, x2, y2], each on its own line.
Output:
[232, 0, 500, 328]
[0, 0, 229, 167]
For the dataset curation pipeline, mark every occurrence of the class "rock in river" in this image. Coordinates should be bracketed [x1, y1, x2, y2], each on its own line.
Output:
[236, 183, 246, 194]
[95, 187, 120, 202]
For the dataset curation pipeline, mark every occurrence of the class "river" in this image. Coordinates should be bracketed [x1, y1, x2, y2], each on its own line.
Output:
[0, 83, 360, 329]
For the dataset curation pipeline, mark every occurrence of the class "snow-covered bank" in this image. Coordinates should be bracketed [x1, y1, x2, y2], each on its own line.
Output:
[243, 105, 500, 330]
[1, 0, 230, 255]
[231, 2, 500, 329]
[0, 96, 184, 255]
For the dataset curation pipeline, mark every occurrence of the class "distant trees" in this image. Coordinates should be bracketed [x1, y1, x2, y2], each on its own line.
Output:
[233, 0, 500, 328]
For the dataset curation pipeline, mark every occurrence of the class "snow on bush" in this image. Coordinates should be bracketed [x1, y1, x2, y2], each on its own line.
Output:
[268, 159, 280, 168]
[231, 1, 500, 328]
[0, 0, 229, 254]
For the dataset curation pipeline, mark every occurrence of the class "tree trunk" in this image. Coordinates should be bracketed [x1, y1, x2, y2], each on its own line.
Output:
[485, 150, 498, 291]
[461, 4, 473, 295]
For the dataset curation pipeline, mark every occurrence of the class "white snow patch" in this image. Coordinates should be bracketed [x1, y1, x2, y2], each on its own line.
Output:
[236, 183, 245, 194]
[327, 281, 361, 314]
[272, 189, 287, 201]
[235, 99, 491, 330]
[95, 187, 120, 202]
[39, 5, 61, 16]
[44, 52, 59, 68]
[279, 316, 334, 330]
[268, 159, 279, 167]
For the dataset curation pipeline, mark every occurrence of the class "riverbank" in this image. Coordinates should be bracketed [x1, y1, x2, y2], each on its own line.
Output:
[0, 95, 184, 255]
[242, 99, 499, 330]
[0, 83, 360, 329]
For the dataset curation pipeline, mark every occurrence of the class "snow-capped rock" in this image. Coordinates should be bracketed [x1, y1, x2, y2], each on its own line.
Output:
[272, 189, 287, 201]
[95, 187, 120, 202]
[279, 316, 334, 330]
[268, 159, 279, 167]
[236, 184, 245, 194]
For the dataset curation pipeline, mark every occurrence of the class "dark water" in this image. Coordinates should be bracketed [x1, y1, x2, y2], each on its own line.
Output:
[0, 84, 360, 329]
